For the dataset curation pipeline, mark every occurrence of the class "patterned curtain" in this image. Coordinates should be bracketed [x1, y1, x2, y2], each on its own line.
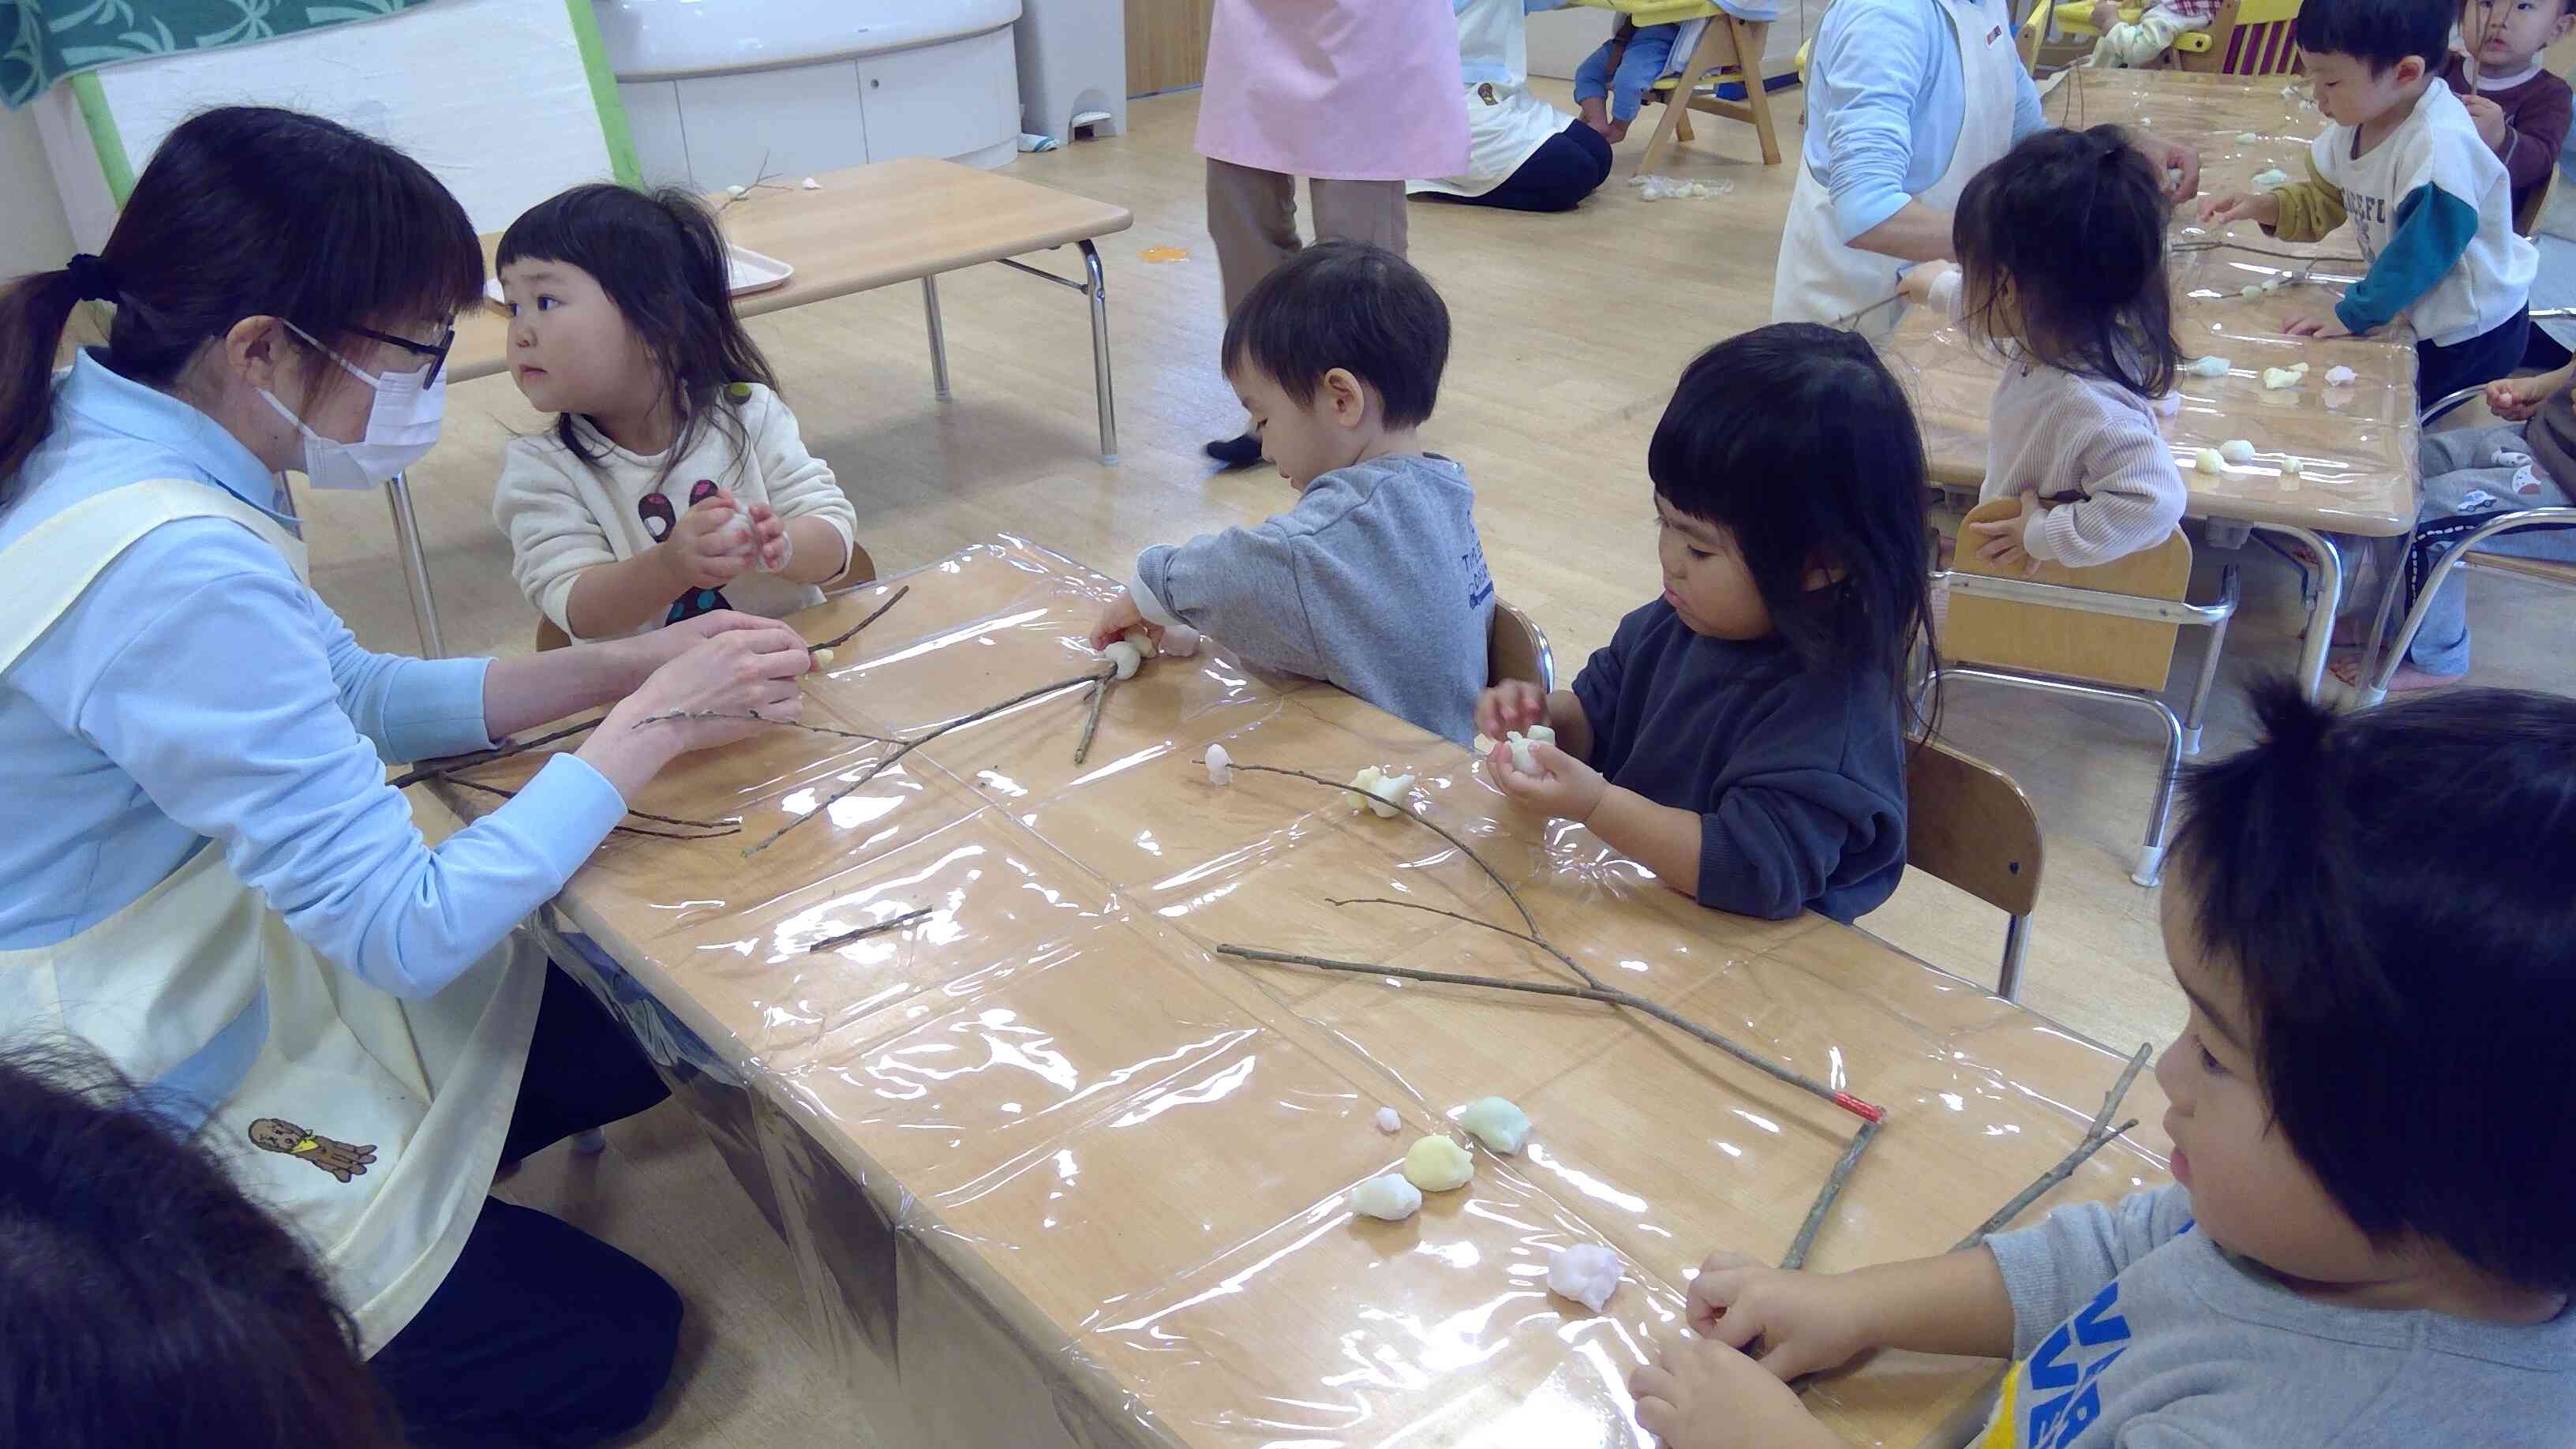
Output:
[4, 0, 434, 108]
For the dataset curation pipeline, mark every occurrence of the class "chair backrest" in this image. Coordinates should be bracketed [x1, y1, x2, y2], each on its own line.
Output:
[2174, 0, 2304, 74]
[1904, 736, 2043, 919]
[2517, 171, 2553, 238]
[1942, 496, 2192, 691]
[1488, 597, 1555, 691]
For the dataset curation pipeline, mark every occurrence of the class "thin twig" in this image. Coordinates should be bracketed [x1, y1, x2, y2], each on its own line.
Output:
[742, 665, 1114, 857]
[438, 776, 739, 835]
[808, 907, 934, 953]
[810, 583, 912, 654]
[1215, 945, 1884, 1125]
[1324, 895, 1606, 992]
[390, 720, 600, 791]
[1782, 1118, 1881, 1271]
[1956, 1042, 2155, 1248]
[626, 710, 899, 744]
[1230, 763, 1543, 940]
[1073, 677, 1111, 766]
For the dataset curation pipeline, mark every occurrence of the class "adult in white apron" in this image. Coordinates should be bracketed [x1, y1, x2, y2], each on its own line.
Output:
[1773, 0, 2201, 334]
[0, 107, 812, 1449]
[1198, 0, 1472, 462]
[1410, 0, 1614, 213]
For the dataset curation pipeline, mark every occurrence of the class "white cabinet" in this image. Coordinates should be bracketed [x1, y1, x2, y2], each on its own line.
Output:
[856, 27, 1020, 163]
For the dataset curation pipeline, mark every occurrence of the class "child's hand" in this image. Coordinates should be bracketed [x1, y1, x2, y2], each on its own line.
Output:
[2280, 309, 2351, 339]
[1967, 493, 2042, 576]
[2088, 0, 2118, 27]
[2198, 190, 2276, 228]
[1627, 1336, 1839, 1449]
[2463, 93, 2510, 151]
[1475, 681, 1549, 739]
[1896, 262, 1956, 306]
[2488, 373, 2556, 421]
[1687, 1250, 1873, 1382]
[746, 501, 792, 574]
[663, 490, 758, 590]
[1489, 738, 1608, 822]
[1088, 592, 1149, 651]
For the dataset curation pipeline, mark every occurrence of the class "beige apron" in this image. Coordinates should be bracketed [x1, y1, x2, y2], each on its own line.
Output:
[1771, 0, 2024, 335]
[0, 478, 542, 1354]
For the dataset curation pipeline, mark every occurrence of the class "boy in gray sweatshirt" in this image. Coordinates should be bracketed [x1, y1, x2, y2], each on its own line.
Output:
[1089, 242, 1492, 744]
[1623, 680, 2576, 1449]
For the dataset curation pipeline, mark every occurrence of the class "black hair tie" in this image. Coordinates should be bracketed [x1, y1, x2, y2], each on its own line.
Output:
[64, 253, 119, 302]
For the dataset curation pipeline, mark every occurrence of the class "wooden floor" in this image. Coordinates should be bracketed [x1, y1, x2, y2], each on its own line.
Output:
[328, 83, 2572, 1446]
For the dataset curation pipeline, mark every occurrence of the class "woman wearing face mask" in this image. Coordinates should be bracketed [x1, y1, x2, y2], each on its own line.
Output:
[0, 107, 812, 1447]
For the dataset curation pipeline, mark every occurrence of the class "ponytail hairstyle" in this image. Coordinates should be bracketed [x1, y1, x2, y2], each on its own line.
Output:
[1950, 124, 2181, 400]
[0, 106, 483, 501]
[496, 184, 781, 489]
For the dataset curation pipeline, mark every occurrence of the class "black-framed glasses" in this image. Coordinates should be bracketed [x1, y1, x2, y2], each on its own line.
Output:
[345, 323, 456, 385]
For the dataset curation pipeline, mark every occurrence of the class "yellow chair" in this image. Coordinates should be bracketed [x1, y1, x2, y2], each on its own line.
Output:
[1574, 0, 1783, 170]
[2171, 0, 2305, 75]
[1927, 498, 2240, 886]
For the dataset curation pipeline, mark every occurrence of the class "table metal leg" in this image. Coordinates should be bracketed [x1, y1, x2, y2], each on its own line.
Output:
[1080, 240, 1117, 464]
[922, 276, 952, 402]
[2252, 522, 2340, 702]
[385, 471, 445, 658]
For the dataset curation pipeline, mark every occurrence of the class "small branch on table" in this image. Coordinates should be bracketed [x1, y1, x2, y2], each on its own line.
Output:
[1228, 762, 1545, 940]
[1213, 945, 1884, 1125]
[626, 710, 899, 745]
[1782, 1118, 1882, 1271]
[1323, 894, 1605, 992]
[436, 777, 742, 840]
[808, 583, 912, 655]
[1073, 677, 1112, 766]
[739, 664, 1114, 858]
[808, 907, 935, 953]
[389, 719, 601, 791]
[1956, 1041, 2155, 1249]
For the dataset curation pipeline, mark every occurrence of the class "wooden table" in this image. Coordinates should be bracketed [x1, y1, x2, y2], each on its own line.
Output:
[388, 157, 1133, 657]
[1889, 67, 2418, 698]
[433, 537, 2174, 1449]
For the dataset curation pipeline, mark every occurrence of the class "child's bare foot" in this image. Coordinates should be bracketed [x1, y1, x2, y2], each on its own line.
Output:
[1579, 97, 1611, 137]
[2329, 653, 2465, 694]
[1607, 117, 1633, 144]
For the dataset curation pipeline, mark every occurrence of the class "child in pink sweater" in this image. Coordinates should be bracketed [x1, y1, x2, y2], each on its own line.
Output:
[1900, 125, 2189, 571]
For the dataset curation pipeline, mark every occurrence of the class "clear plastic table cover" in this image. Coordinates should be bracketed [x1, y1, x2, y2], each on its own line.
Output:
[1889, 67, 2421, 537]
[438, 537, 2175, 1449]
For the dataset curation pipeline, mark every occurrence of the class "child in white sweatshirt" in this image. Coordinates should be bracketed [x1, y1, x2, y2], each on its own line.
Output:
[1900, 125, 2190, 572]
[491, 185, 866, 640]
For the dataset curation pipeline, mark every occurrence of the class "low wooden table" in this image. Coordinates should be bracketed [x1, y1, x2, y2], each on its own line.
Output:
[1890, 67, 2420, 698]
[432, 537, 2174, 1449]
[388, 157, 1133, 657]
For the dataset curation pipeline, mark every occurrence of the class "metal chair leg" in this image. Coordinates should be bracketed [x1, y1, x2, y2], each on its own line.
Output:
[1998, 913, 2032, 1001]
[385, 471, 444, 658]
[922, 276, 952, 401]
[2177, 563, 2239, 757]
[1080, 239, 1117, 464]
[2132, 696, 2186, 887]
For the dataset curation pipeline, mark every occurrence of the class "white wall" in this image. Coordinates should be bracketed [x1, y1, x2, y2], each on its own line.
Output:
[1528, 6, 1616, 79]
[0, 105, 72, 283]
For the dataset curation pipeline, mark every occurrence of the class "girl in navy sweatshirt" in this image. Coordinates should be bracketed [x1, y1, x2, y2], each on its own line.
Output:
[1476, 324, 1933, 922]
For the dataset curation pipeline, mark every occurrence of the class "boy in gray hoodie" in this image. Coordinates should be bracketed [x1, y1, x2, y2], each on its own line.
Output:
[1089, 242, 1493, 744]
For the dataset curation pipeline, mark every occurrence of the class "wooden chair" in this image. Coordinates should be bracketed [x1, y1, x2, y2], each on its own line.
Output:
[1488, 597, 1556, 691]
[2344, 387, 2576, 707]
[1928, 498, 2240, 886]
[2171, 0, 2305, 75]
[1628, 2, 1783, 172]
[2515, 172, 2553, 238]
[1904, 738, 2044, 998]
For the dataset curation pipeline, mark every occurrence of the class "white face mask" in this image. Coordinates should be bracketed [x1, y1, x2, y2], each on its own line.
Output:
[257, 320, 446, 489]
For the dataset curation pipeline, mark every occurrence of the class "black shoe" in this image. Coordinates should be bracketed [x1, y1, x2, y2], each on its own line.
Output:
[1204, 431, 1263, 468]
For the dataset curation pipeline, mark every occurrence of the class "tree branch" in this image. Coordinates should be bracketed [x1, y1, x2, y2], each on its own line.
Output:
[1323, 895, 1606, 992]
[808, 907, 935, 953]
[1230, 762, 1544, 940]
[1956, 1042, 2155, 1249]
[1213, 945, 1884, 1124]
[809, 582, 912, 654]
[389, 719, 600, 791]
[1783, 1118, 1881, 1270]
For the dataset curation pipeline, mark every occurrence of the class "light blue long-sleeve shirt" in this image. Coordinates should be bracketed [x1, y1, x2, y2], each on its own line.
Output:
[1801, 0, 2046, 244]
[0, 351, 627, 997]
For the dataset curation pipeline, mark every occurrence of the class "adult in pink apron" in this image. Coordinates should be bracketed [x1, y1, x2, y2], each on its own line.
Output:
[1197, 0, 1473, 462]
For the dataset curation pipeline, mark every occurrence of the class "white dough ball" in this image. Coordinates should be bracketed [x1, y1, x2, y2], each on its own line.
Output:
[1458, 1096, 1531, 1155]
[1350, 1173, 1422, 1222]
[1101, 640, 1143, 680]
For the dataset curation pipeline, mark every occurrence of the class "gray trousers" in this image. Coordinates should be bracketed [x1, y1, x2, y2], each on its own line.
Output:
[1206, 159, 1409, 319]
[2340, 422, 2576, 672]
